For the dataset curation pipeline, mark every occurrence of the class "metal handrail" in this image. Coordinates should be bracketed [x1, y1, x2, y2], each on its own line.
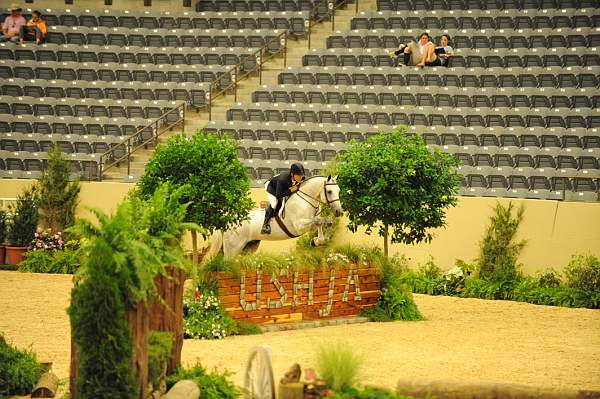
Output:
[205, 0, 362, 120]
[307, 0, 357, 47]
[207, 30, 288, 121]
[98, 102, 186, 181]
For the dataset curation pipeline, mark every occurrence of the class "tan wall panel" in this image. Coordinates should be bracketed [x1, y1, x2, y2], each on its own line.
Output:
[1, 179, 599, 274]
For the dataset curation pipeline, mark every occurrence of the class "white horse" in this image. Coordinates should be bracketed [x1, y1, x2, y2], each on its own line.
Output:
[205, 175, 343, 260]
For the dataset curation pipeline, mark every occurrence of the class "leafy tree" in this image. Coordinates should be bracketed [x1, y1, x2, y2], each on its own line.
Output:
[336, 128, 460, 257]
[477, 202, 526, 282]
[37, 144, 80, 233]
[138, 132, 253, 264]
[7, 186, 39, 246]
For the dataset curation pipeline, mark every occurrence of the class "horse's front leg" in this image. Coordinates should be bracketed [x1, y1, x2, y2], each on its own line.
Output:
[312, 225, 327, 246]
[293, 217, 328, 246]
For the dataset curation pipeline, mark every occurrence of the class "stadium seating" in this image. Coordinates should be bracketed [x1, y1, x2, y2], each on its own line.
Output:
[219, 0, 599, 200]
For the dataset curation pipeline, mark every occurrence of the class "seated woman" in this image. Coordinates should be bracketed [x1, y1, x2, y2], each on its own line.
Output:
[417, 34, 454, 67]
[19, 10, 46, 45]
[391, 32, 434, 66]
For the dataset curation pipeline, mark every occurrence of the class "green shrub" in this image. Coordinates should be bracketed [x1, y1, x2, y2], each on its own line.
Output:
[7, 186, 39, 247]
[363, 284, 424, 322]
[148, 331, 174, 390]
[331, 387, 416, 399]
[0, 209, 7, 244]
[37, 144, 80, 233]
[536, 269, 562, 289]
[19, 249, 80, 274]
[0, 334, 43, 397]
[564, 255, 600, 292]
[166, 362, 240, 399]
[477, 202, 526, 283]
[316, 342, 363, 392]
[460, 278, 514, 300]
[18, 250, 53, 273]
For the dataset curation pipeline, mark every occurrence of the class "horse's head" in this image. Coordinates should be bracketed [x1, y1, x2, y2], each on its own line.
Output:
[319, 175, 343, 217]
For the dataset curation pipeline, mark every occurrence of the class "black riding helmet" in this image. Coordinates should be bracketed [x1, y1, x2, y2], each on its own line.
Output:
[290, 163, 305, 178]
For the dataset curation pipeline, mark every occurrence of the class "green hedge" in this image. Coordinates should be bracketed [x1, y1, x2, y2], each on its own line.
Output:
[0, 334, 43, 397]
[402, 257, 600, 309]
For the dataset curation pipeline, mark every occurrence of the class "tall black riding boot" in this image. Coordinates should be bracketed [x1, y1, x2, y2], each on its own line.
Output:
[261, 206, 273, 234]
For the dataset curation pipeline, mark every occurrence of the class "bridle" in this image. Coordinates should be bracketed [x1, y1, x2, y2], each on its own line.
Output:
[295, 179, 341, 217]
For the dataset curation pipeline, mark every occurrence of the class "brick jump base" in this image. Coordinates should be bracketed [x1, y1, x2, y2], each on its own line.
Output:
[214, 266, 381, 324]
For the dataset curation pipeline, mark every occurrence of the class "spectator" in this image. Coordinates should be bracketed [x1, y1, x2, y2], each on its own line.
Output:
[391, 32, 434, 66]
[19, 10, 46, 44]
[417, 34, 454, 67]
[1, 4, 26, 43]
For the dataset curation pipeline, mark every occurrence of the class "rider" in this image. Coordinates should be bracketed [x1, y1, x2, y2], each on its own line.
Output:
[261, 163, 306, 234]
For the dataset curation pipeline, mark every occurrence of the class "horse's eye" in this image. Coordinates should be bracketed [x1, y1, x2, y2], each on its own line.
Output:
[327, 190, 332, 194]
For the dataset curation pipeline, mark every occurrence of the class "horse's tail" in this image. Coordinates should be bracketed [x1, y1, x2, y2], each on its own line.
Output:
[203, 230, 223, 263]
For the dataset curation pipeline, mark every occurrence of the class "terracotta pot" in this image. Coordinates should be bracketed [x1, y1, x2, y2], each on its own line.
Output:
[5, 246, 27, 265]
[0, 245, 5, 265]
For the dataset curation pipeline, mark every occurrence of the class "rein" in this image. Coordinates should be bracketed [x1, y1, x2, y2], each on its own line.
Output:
[296, 181, 340, 217]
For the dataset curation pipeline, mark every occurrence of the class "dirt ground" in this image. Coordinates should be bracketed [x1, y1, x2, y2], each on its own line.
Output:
[1, 270, 599, 395]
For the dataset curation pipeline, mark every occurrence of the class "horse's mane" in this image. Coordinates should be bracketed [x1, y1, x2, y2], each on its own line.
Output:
[299, 175, 331, 186]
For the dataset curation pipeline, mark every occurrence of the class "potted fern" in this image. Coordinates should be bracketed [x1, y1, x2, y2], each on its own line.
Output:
[0, 209, 6, 264]
[6, 187, 39, 265]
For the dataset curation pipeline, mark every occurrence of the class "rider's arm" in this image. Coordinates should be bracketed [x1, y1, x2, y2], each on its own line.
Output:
[275, 180, 292, 198]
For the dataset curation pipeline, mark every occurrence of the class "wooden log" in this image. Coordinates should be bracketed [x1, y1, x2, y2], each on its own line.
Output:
[150, 267, 186, 374]
[162, 380, 200, 399]
[126, 300, 149, 399]
[31, 372, 59, 398]
[396, 378, 600, 399]
[69, 333, 79, 399]
[278, 382, 304, 399]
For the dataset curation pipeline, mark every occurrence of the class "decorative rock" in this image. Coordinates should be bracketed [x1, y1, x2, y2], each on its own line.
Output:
[281, 364, 302, 384]
[162, 380, 200, 399]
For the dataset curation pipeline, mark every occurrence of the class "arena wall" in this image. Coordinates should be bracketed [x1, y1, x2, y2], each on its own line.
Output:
[1, 179, 599, 274]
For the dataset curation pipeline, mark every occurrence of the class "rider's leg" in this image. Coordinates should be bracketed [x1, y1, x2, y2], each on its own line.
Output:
[261, 193, 278, 234]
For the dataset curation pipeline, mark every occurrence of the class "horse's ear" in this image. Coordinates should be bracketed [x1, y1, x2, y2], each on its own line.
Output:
[327, 175, 332, 182]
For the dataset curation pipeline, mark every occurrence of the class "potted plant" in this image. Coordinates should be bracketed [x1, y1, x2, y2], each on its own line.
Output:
[0, 209, 6, 264]
[6, 187, 39, 265]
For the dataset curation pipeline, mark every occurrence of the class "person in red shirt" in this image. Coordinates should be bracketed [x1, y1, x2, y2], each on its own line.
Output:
[19, 10, 46, 44]
[1, 4, 26, 43]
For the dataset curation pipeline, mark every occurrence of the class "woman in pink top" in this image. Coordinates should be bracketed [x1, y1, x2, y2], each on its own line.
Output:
[392, 32, 434, 67]
[1, 4, 26, 43]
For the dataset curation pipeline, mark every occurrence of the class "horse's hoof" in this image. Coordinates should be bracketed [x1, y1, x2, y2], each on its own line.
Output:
[310, 238, 317, 247]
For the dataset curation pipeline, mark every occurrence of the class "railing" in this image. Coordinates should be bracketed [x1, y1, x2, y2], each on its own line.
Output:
[98, 102, 186, 181]
[207, 30, 288, 120]
[307, 0, 358, 47]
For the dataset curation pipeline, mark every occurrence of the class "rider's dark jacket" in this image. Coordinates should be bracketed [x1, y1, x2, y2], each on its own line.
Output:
[266, 172, 295, 199]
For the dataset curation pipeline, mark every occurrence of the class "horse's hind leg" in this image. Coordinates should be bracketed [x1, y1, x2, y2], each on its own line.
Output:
[223, 234, 251, 259]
